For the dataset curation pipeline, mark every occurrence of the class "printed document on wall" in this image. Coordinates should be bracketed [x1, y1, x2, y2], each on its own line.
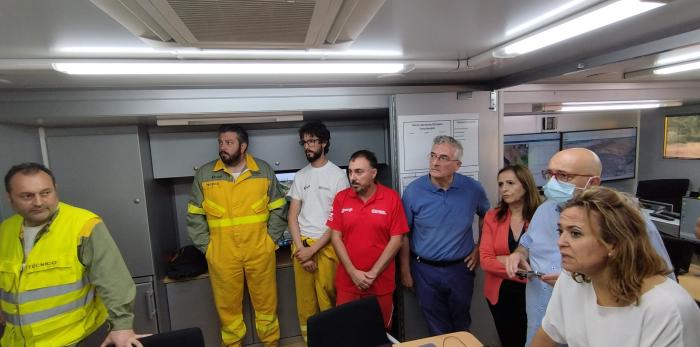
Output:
[397, 114, 479, 193]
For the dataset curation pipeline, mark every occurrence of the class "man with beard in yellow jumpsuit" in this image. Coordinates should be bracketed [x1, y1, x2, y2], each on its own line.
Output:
[187, 124, 287, 347]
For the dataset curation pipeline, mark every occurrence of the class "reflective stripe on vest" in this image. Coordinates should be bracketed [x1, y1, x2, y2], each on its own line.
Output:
[187, 203, 206, 215]
[5, 287, 94, 326]
[0, 275, 88, 305]
[267, 197, 285, 211]
[206, 213, 269, 229]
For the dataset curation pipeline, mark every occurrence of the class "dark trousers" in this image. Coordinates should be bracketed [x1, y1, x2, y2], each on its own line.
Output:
[411, 258, 475, 335]
[487, 279, 527, 347]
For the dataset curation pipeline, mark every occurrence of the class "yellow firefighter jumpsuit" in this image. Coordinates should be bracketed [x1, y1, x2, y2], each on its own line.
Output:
[187, 154, 287, 347]
[291, 237, 337, 341]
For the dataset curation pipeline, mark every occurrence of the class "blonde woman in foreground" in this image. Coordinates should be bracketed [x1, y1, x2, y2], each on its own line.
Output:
[531, 186, 700, 347]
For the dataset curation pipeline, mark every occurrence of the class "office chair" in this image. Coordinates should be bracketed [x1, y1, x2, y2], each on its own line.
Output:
[636, 179, 690, 212]
[660, 234, 695, 277]
[138, 327, 205, 347]
[307, 296, 394, 347]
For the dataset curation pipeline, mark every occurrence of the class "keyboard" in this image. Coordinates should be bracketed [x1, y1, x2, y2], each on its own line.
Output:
[650, 212, 675, 221]
[659, 210, 680, 219]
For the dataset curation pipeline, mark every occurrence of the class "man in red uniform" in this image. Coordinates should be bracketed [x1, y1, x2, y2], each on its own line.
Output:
[327, 150, 408, 328]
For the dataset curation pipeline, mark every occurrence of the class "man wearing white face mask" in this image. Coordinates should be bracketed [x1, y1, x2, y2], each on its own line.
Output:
[505, 148, 673, 346]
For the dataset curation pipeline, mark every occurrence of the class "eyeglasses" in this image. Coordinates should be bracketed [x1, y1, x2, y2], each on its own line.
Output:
[541, 169, 593, 183]
[298, 138, 320, 146]
[429, 153, 459, 163]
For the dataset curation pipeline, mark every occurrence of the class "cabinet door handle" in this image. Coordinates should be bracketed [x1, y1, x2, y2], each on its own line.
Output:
[146, 289, 157, 320]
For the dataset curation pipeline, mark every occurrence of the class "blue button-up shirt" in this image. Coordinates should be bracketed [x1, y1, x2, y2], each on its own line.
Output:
[402, 174, 490, 261]
[520, 199, 675, 345]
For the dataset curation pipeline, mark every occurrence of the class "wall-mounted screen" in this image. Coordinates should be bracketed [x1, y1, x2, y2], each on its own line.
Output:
[561, 127, 637, 181]
[664, 114, 700, 159]
[503, 132, 560, 187]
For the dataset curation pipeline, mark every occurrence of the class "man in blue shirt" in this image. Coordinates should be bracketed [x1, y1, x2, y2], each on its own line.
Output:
[400, 135, 490, 335]
[506, 148, 674, 346]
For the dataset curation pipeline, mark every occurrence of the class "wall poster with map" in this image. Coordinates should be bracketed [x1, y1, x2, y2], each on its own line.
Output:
[664, 114, 700, 159]
[561, 127, 637, 181]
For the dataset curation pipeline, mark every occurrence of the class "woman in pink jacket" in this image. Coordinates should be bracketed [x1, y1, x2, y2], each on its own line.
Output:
[480, 165, 542, 347]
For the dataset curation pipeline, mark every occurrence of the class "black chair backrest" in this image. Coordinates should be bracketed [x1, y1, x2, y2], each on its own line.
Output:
[138, 327, 205, 347]
[636, 179, 690, 212]
[307, 296, 390, 347]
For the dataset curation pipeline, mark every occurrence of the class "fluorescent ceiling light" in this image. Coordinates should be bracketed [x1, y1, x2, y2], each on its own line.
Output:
[56, 47, 161, 54]
[656, 44, 700, 66]
[156, 114, 303, 126]
[499, 0, 666, 57]
[562, 100, 670, 105]
[56, 47, 402, 57]
[653, 60, 700, 75]
[52, 62, 405, 75]
[560, 103, 663, 111]
[541, 100, 682, 112]
[174, 49, 403, 57]
[505, 0, 586, 36]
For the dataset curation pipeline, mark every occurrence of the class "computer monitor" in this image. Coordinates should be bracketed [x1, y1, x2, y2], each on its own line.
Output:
[561, 127, 637, 181]
[503, 132, 560, 187]
[275, 170, 297, 247]
[275, 171, 296, 189]
[679, 197, 700, 242]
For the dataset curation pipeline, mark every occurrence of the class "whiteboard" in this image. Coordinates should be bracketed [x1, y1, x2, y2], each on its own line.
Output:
[397, 114, 479, 193]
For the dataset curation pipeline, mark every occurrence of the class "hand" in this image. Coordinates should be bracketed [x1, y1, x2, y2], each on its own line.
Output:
[295, 246, 316, 263]
[100, 329, 149, 347]
[349, 268, 375, 291]
[541, 273, 559, 286]
[505, 252, 531, 278]
[464, 248, 479, 271]
[400, 268, 414, 290]
[301, 259, 317, 272]
[496, 255, 509, 265]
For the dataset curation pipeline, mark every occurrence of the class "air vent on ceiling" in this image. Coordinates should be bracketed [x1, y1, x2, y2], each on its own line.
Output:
[91, 0, 385, 49]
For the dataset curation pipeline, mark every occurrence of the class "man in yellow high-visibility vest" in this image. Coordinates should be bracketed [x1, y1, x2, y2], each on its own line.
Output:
[0, 162, 141, 347]
[187, 124, 287, 347]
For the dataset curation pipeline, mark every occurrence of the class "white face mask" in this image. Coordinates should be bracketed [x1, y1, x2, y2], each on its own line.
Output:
[542, 176, 593, 206]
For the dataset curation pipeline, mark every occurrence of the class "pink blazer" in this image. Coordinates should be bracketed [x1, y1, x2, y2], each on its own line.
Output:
[479, 208, 526, 305]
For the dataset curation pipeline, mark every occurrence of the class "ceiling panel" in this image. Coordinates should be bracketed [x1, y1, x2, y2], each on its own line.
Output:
[0, 0, 699, 90]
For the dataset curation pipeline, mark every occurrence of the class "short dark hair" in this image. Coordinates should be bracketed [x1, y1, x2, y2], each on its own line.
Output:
[298, 121, 331, 154]
[5, 162, 56, 193]
[349, 150, 378, 170]
[217, 124, 249, 147]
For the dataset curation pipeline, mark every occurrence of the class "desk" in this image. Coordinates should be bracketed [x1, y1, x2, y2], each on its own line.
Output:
[394, 331, 483, 347]
[643, 208, 680, 237]
[679, 263, 700, 302]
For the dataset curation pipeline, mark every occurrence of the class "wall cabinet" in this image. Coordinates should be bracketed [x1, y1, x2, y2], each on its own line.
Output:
[44, 126, 177, 333]
[149, 121, 388, 178]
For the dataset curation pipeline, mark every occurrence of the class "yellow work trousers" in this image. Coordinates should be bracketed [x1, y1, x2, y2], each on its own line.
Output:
[292, 236, 338, 342]
[206, 228, 280, 347]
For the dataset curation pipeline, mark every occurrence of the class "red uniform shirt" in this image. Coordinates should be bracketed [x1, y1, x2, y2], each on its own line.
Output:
[326, 183, 409, 295]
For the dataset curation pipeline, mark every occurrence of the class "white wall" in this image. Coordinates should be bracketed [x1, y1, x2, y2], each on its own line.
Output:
[0, 124, 43, 219]
[639, 105, 700, 192]
[393, 91, 501, 346]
